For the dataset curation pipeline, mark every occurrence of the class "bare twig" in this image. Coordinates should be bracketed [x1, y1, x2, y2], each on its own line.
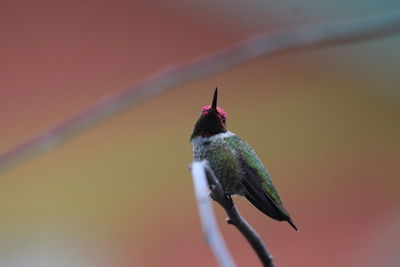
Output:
[191, 161, 236, 267]
[2, 11, 400, 173]
[204, 162, 275, 267]
[191, 160, 274, 267]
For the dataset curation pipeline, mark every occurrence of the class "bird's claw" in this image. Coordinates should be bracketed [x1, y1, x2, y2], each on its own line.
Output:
[209, 191, 215, 200]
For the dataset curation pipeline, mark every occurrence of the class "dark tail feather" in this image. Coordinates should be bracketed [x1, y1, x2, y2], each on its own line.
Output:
[286, 218, 298, 232]
[239, 157, 299, 231]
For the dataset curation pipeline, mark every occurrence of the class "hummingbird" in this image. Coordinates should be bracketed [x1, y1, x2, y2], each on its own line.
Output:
[190, 88, 298, 231]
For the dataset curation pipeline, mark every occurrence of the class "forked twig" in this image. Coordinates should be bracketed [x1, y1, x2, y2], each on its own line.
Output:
[2, 11, 400, 173]
[191, 160, 274, 267]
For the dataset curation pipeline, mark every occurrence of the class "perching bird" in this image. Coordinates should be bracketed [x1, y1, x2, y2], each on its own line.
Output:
[190, 88, 297, 231]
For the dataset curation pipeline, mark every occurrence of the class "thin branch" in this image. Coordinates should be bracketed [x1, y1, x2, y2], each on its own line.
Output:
[191, 161, 237, 267]
[203, 161, 275, 267]
[2, 11, 400, 173]
[191, 161, 274, 267]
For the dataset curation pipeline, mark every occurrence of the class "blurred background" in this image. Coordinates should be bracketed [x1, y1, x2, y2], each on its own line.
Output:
[1, 0, 399, 266]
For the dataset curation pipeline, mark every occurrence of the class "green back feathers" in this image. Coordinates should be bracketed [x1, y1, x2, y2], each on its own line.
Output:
[224, 135, 290, 218]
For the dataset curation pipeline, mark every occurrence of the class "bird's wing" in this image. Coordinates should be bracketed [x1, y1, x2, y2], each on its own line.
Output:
[225, 135, 297, 230]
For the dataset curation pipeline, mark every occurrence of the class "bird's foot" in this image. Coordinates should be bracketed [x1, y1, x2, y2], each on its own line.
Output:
[209, 192, 215, 200]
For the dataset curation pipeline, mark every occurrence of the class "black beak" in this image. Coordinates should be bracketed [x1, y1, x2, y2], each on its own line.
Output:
[211, 87, 218, 111]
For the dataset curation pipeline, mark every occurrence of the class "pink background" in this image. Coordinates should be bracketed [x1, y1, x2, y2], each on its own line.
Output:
[1, 1, 399, 266]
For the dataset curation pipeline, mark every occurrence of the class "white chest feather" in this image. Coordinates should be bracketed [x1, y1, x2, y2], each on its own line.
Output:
[191, 131, 235, 160]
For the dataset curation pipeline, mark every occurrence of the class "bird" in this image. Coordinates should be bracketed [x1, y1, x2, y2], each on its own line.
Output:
[190, 88, 298, 231]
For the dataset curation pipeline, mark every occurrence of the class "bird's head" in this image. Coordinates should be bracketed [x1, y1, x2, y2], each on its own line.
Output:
[190, 88, 228, 140]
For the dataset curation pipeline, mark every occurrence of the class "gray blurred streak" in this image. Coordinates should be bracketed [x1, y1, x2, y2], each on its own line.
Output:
[163, 0, 400, 31]
[1, 11, 400, 173]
